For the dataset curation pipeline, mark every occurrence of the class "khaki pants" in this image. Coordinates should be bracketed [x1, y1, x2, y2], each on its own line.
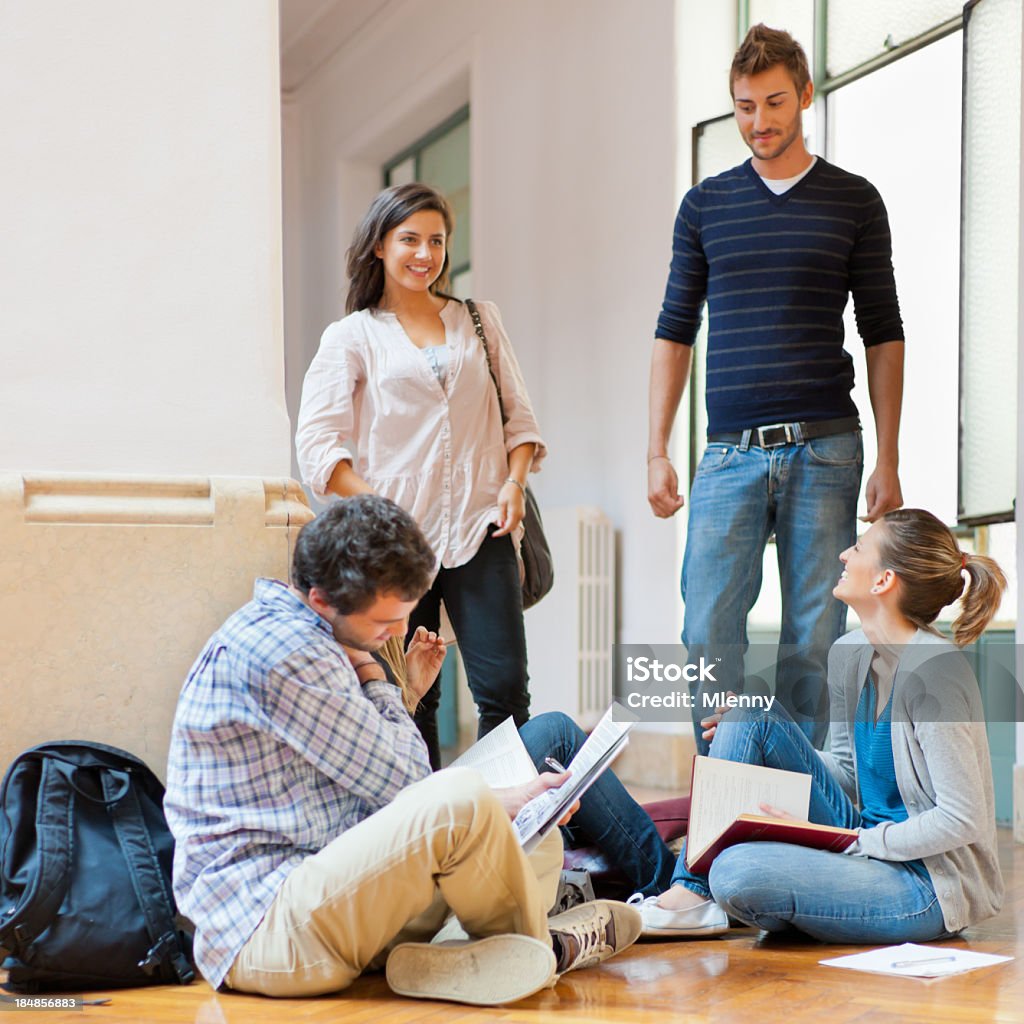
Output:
[225, 767, 563, 997]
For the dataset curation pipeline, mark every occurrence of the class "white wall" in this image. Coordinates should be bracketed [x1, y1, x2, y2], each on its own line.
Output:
[283, 0, 686, 645]
[0, 0, 290, 476]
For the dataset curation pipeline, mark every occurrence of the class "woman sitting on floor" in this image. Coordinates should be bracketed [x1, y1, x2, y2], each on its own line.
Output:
[630, 508, 1006, 943]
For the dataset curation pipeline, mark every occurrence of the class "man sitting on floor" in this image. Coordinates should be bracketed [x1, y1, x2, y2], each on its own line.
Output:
[164, 495, 642, 1006]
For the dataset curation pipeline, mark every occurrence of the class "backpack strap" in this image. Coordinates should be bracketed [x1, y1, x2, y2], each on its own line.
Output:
[102, 771, 194, 984]
[0, 758, 74, 952]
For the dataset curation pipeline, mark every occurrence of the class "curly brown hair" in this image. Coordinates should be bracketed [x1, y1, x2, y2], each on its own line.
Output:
[290, 495, 435, 614]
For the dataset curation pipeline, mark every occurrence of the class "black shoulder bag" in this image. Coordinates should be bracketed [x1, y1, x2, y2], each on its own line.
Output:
[465, 298, 554, 609]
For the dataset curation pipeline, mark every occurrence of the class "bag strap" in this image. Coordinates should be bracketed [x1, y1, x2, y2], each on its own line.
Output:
[102, 771, 194, 985]
[465, 299, 509, 426]
[0, 758, 74, 952]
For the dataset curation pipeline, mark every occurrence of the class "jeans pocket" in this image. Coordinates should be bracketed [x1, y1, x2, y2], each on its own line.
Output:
[804, 431, 863, 467]
[695, 444, 738, 475]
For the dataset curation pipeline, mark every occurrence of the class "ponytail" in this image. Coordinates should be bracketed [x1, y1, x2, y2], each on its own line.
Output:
[953, 553, 1007, 647]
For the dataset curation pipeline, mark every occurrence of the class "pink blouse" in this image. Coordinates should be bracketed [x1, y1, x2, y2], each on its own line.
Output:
[296, 300, 546, 569]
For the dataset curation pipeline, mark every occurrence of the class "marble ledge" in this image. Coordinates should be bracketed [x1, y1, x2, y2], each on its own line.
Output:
[3, 473, 313, 527]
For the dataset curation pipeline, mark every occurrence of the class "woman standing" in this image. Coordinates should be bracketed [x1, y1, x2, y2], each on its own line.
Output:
[630, 508, 1006, 943]
[296, 183, 545, 768]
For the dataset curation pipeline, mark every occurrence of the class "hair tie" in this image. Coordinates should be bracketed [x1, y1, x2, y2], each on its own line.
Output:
[961, 552, 967, 570]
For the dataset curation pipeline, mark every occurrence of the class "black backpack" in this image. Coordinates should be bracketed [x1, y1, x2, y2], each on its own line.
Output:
[0, 741, 194, 993]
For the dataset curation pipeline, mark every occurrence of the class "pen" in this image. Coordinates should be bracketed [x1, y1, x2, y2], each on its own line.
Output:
[890, 955, 957, 968]
[544, 757, 568, 773]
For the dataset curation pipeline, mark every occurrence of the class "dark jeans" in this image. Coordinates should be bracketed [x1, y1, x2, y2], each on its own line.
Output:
[409, 532, 530, 769]
[521, 713, 675, 898]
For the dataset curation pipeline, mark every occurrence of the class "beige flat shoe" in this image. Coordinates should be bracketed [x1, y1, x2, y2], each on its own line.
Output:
[386, 933, 557, 1005]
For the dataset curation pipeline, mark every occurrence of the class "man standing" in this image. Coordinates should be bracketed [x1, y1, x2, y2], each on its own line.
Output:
[647, 25, 904, 751]
[165, 495, 641, 1006]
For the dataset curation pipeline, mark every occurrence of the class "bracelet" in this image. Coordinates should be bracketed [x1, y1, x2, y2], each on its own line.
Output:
[504, 477, 527, 495]
[647, 454, 671, 464]
[350, 659, 377, 671]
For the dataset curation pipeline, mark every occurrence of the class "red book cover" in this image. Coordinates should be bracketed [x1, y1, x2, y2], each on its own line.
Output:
[687, 814, 857, 875]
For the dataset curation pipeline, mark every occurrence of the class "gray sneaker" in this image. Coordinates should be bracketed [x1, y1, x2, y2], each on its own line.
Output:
[385, 934, 557, 1005]
[548, 899, 642, 974]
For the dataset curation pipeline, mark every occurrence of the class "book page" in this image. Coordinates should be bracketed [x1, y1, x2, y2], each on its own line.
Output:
[687, 757, 812, 867]
[513, 704, 636, 851]
[448, 716, 538, 788]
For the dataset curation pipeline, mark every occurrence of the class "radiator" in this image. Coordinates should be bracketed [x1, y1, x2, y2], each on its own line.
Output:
[524, 506, 615, 729]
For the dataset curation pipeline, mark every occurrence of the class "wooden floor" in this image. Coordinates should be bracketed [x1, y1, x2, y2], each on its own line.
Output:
[7, 827, 1023, 1023]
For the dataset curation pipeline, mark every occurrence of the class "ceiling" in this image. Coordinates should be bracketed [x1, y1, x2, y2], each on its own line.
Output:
[279, 0, 389, 94]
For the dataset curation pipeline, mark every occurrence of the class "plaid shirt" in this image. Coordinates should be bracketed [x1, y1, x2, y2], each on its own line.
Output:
[164, 578, 431, 988]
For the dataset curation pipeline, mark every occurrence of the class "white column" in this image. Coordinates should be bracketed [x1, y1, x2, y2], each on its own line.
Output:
[0, 0, 289, 475]
[0, 1, 305, 776]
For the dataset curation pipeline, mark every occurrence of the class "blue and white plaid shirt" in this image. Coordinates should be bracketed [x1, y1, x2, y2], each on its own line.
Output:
[164, 578, 432, 988]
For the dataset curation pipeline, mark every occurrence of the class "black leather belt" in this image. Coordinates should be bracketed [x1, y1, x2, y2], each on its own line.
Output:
[707, 416, 860, 449]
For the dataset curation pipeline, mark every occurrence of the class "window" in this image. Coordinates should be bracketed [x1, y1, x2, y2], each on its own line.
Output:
[823, 0, 962, 80]
[959, 0, 1021, 524]
[819, 0, 1017, 621]
[826, 31, 963, 524]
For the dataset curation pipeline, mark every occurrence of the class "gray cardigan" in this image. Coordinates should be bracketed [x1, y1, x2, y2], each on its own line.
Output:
[819, 629, 1003, 933]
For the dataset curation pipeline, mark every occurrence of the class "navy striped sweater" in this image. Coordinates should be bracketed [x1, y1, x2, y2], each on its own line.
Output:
[656, 158, 903, 435]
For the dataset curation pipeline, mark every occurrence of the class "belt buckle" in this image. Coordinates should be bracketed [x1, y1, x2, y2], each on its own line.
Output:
[756, 423, 793, 448]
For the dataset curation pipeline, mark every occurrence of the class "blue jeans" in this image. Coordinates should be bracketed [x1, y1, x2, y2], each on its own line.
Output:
[520, 713, 675, 897]
[670, 706, 949, 944]
[409, 532, 530, 769]
[682, 431, 863, 753]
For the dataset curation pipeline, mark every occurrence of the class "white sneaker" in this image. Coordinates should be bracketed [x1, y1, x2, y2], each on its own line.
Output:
[386, 934, 556, 1005]
[626, 892, 729, 938]
[547, 899, 642, 973]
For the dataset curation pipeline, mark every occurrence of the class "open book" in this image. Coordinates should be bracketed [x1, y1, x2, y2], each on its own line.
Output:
[450, 705, 636, 853]
[686, 755, 857, 875]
